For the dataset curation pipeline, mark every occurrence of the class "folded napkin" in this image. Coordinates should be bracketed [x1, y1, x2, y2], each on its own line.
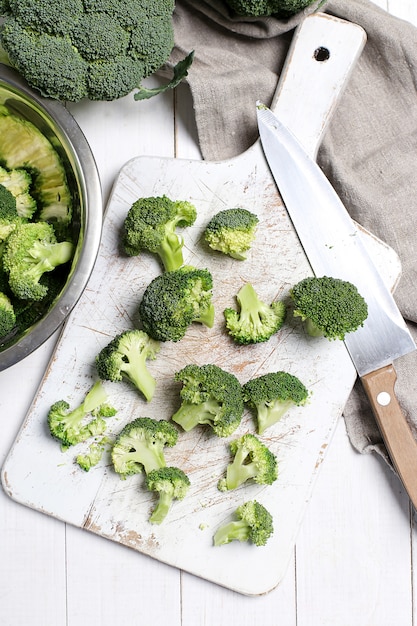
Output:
[170, 0, 417, 467]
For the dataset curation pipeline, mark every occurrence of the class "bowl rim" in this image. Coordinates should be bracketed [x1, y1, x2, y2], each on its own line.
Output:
[0, 64, 103, 371]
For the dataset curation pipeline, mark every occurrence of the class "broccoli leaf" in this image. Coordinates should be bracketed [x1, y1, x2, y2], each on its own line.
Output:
[134, 51, 194, 101]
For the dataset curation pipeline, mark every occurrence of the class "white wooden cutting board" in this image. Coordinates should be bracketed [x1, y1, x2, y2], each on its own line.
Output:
[1, 15, 392, 596]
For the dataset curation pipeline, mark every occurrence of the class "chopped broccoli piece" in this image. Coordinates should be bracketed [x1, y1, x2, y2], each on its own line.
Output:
[223, 0, 316, 17]
[217, 433, 278, 491]
[139, 265, 215, 342]
[171, 364, 244, 437]
[0, 0, 193, 102]
[243, 371, 309, 435]
[0, 183, 22, 242]
[122, 195, 197, 272]
[76, 436, 111, 472]
[290, 276, 368, 341]
[204, 208, 259, 260]
[2, 221, 73, 300]
[47, 380, 115, 448]
[224, 283, 286, 344]
[96, 330, 160, 402]
[213, 500, 274, 547]
[111, 416, 179, 478]
[0, 290, 16, 338]
[0, 166, 37, 219]
[145, 466, 191, 524]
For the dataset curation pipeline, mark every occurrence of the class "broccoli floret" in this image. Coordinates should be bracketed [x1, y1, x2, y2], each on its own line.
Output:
[0, 0, 193, 102]
[139, 265, 215, 342]
[0, 290, 16, 338]
[111, 416, 179, 478]
[290, 276, 368, 341]
[2, 221, 73, 300]
[96, 330, 160, 402]
[171, 364, 244, 437]
[123, 195, 197, 272]
[0, 184, 22, 242]
[0, 166, 37, 219]
[47, 380, 115, 448]
[223, 0, 316, 17]
[243, 371, 309, 435]
[217, 433, 278, 491]
[145, 466, 191, 524]
[76, 436, 111, 472]
[224, 283, 286, 344]
[204, 208, 259, 260]
[213, 500, 274, 547]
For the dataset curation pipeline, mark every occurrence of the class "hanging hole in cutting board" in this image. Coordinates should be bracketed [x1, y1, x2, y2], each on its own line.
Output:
[314, 46, 330, 62]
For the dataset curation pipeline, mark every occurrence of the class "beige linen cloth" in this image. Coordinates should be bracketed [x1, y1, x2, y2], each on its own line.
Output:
[169, 0, 417, 467]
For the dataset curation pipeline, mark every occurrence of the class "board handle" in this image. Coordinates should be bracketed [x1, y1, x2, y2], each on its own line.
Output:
[362, 365, 417, 509]
[271, 13, 367, 159]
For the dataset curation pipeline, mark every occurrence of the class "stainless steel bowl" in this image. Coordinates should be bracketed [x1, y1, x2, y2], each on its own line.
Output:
[0, 64, 102, 370]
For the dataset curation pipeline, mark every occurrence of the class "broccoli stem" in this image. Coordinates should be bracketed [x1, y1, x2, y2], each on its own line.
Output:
[305, 317, 325, 337]
[158, 228, 184, 272]
[194, 303, 215, 328]
[256, 399, 294, 435]
[82, 380, 109, 413]
[237, 283, 270, 331]
[118, 440, 166, 474]
[149, 491, 173, 524]
[121, 351, 156, 402]
[225, 447, 258, 489]
[171, 398, 221, 432]
[213, 520, 250, 546]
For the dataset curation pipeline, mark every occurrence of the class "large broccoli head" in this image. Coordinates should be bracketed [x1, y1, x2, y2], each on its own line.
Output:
[0, 0, 192, 102]
[223, 0, 316, 17]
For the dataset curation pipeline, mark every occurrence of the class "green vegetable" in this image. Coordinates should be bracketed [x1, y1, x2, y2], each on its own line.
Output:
[145, 466, 191, 524]
[223, 0, 317, 17]
[76, 436, 111, 471]
[0, 0, 193, 102]
[123, 195, 197, 272]
[2, 221, 73, 300]
[217, 433, 278, 491]
[204, 208, 259, 260]
[0, 166, 37, 219]
[139, 265, 215, 342]
[0, 105, 72, 224]
[224, 283, 286, 344]
[213, 500, 274, 547]
[111, 416, 179, 478]
[47, 380, 116, 448]
[0, 183, 22, 242]
[242, 371, 309, 434]
[290, 276, 368, 340]
[96, 329, 160, 402]
[0, 290, 16, 338]
[171, 363, 244, 437]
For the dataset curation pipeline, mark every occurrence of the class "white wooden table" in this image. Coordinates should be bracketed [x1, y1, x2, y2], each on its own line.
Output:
[1, 1, 416, 623]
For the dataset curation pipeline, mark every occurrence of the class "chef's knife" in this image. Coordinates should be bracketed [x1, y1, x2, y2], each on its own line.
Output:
[257, 104, 417, 508]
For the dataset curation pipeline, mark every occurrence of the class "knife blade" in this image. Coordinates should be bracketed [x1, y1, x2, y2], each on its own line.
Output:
[257, 103, 417, 507]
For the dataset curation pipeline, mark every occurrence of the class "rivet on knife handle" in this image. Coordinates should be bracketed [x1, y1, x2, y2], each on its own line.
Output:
[361, 365, 417, 507]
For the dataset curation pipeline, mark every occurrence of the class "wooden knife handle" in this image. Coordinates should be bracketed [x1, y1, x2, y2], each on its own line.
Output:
[362, 364, 417, 508]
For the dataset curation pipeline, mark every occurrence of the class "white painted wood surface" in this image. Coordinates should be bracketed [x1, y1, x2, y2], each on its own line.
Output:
[0, 0, 416, 622]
